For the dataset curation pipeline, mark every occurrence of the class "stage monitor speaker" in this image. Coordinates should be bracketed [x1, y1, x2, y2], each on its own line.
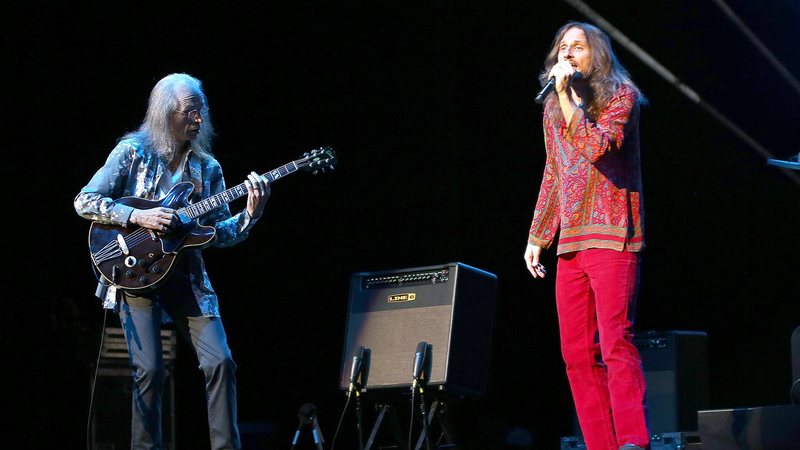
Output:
[561, 431, 702, 450]
[633, 330, 709, 434]
[698, 405, 800, 450]
[339, 262, 497, 397]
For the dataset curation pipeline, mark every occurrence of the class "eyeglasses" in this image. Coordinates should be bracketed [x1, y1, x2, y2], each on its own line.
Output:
[175, 109, 203, 122]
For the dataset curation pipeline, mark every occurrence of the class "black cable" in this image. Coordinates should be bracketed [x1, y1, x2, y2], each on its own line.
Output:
[354, 393, 364, 450]
[329, 393, 352, 450]
[408, 386, 432, 450]
[418, 389, 431, 450]
[86, 307, 109, 450]
[408, 389, 416, 450]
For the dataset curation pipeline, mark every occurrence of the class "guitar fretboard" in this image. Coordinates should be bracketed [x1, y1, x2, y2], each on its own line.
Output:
[177, 161, 299, 219]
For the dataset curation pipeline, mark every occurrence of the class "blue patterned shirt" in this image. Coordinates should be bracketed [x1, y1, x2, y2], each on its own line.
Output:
[75, 138, 256, 316]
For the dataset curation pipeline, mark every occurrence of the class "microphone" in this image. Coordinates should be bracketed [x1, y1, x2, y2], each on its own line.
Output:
[411, 341, 428, 390]
[534, 71, 583, 104]
[348, 346, 365, 396]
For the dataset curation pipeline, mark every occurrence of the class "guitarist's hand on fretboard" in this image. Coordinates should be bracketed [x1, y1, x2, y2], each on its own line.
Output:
[130, 207, 179, 232]
[244, 171, 270, 221]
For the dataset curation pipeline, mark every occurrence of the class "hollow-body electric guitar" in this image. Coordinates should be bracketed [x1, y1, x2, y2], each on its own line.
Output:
[88, 147, 336, 291]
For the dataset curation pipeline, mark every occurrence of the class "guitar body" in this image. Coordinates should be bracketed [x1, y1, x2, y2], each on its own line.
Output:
[88, 182, 216, 291]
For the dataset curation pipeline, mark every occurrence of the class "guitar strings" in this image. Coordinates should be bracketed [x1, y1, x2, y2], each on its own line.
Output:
[92, 227, 151, 263]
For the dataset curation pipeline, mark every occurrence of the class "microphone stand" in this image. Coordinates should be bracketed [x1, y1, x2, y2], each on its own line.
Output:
[410, 341, 431, 450]
[290, 421, 304, 450]
[347, 346, 368, 450]
[312, 416, 325, 450]
[350, 384, 364, 450]
[415, 383, 432, 450]
[290, 403, 324, 450]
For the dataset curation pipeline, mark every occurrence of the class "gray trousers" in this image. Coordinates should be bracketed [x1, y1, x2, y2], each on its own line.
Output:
[118, 293, 241, 450]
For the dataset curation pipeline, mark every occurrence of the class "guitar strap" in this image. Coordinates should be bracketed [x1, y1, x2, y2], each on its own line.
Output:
[188, 152, 204, 201]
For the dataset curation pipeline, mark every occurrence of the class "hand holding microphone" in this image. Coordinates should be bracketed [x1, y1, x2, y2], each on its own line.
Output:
[524, 243, 547, 278]
[535, 62, 584, 104]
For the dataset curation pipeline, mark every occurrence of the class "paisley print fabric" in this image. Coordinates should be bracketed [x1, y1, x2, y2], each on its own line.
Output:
[529, 85, 644, 254]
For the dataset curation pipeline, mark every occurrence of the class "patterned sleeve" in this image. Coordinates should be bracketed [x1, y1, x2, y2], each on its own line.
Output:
[73, 142, 136, 226]
[200, 161, 253, 248]
[565, 85, 636, 163]
[528, 113, 561, 249]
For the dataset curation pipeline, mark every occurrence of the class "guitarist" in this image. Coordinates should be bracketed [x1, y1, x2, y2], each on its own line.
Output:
[74, 73, 269, 450]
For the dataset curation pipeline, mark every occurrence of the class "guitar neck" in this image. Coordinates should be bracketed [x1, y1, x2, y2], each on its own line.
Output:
[178, 160, 299, 220]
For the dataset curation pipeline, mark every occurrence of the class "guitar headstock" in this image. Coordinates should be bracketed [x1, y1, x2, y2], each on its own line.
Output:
[298, 147, 337, 175]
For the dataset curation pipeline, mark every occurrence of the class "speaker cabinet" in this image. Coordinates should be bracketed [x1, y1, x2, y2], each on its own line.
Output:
[90, 327, 176, 450]
[339, 262, 497, 397]
[634, 330, 709, 433]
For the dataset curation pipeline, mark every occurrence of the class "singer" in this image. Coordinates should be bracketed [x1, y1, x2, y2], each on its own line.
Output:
[523, 22, 649, 450]
[75, 73, 270, 450]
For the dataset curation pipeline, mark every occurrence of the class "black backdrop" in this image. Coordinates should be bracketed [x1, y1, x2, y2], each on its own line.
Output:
[5, 1, 799, 449]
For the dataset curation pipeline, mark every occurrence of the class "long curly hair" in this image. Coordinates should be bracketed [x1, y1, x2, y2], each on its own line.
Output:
[123, 73, 216, 163]
[540, 22, 645, 122]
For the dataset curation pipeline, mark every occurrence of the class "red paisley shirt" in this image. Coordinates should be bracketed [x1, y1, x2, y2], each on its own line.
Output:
[528, 84, 644, 254]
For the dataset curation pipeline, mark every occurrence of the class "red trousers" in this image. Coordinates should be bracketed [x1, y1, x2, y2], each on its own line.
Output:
[555, 249, 649, 450]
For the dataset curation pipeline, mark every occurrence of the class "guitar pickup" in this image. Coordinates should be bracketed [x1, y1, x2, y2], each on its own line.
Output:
[116, 234, 129, 255]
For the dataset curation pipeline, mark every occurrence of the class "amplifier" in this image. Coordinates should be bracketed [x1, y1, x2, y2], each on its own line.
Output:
[339, 262, 497, 397]
[634, 330, 709, 434]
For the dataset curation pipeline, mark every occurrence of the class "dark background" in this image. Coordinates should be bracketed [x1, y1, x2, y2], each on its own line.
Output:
[5, 1, 799, 448]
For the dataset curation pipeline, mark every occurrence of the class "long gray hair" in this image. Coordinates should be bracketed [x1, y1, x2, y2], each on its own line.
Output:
[540, 22, 645, 122]
[123, 73, 215, 162]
